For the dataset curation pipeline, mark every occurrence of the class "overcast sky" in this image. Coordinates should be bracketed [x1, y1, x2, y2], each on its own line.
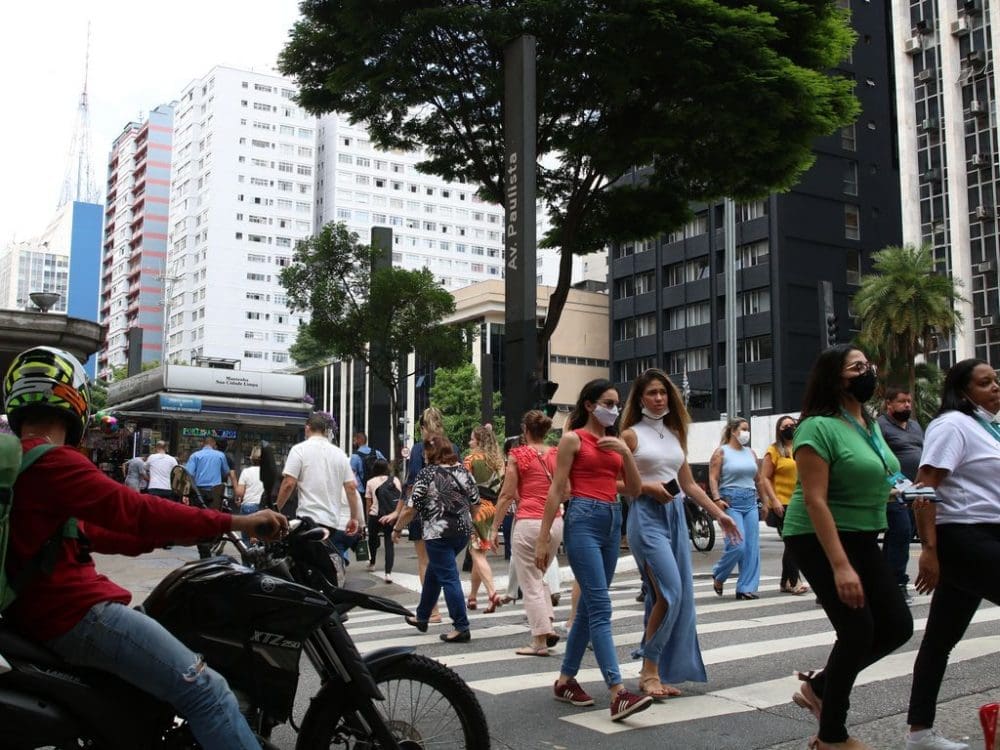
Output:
[0, 1, 302, 243]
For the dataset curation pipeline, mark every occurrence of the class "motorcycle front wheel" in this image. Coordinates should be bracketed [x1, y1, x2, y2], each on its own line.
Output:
[689, 509, 716, 552]
[296, 653, 490, 750]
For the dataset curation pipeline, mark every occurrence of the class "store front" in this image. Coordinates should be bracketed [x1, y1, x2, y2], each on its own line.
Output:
[103, 364, 313, 471]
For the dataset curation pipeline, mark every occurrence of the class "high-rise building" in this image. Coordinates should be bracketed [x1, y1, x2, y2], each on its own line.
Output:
[0, 201, 102, 379]
[610, 1, 902, 416]
[891, 0, 995, 364]
[98, 103, 175, 377]
[163, 66, 318, 370]
[314, 114, 507, 290]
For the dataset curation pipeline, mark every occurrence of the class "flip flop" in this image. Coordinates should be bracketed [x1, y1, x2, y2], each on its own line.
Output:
[515, 646, 550, 657]
[639, 675, 680, 701]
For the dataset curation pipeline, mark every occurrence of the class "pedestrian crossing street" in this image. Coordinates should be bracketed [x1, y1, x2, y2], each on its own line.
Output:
[342, 567, 1000, 738]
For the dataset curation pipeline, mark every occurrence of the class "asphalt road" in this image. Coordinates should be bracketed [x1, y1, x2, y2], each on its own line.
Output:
[104, 525, 999, 749]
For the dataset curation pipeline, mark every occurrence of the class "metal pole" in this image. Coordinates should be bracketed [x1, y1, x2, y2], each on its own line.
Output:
[724, 198, 738, 418]
[503, 35, 538, 437]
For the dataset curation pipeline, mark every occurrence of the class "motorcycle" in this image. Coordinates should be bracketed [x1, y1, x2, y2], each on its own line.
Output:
[684, 495, 716, 552]
[0, 520, 490, 749]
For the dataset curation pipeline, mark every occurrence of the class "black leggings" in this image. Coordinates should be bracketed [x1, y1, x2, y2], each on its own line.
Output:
[774, 512, 802, 586]
[786, 531, 913, 743]
[367, 516, 395, 575]
[908, 523, 1000, 727]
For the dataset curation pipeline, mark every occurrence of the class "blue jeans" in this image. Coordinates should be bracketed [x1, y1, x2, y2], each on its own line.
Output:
[882, 500, 912, 586]
[562, 497, 622, 688]
[238, 501, 259, 544]
[712, 487, 761, 594]
[417, 535, 470, 631]
[48, 601, 258, 750]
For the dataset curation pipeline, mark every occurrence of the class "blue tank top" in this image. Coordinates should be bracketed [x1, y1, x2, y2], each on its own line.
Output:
[719, 444, 757, 491]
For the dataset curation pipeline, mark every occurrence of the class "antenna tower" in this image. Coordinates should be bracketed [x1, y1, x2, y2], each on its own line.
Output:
[57, 22, 100, 208]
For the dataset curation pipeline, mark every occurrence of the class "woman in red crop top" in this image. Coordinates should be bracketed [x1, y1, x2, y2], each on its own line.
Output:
[535, 379, 652, 722]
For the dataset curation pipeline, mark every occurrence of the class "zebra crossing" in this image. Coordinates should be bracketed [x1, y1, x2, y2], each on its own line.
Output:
[342, 565, 1000, 744]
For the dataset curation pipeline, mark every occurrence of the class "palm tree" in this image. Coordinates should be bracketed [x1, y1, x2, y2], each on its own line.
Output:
[852, 244, 966, 396]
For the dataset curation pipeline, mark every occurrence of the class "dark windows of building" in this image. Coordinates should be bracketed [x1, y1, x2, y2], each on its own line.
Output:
[614, 276, 635, 299]
[740, 288, 771, 316]
[840, 122, 858, 151]
[739, 335, 773, 363]
[667, 347, 710, 374]
[635, 271, 655, 295]
[736, 200, 767, 222]
[751, 383, 774, 410]
[738, 241, 770, 268]
[665, 262, 684, 287]
[846, 249, 862, 285]
[843, 161, 859, 196]
[845, 204, 861, 240]
[616, 318, 636, 341]
[615, 356, 656, 382]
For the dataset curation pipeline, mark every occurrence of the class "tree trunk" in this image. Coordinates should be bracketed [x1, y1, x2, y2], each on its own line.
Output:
[536, 237, 576, 373]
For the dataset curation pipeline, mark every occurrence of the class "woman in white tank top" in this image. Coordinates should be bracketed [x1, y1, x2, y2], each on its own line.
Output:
[619, 369, 740, 700]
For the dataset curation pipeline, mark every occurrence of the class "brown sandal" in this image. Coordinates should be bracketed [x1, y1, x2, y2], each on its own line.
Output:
[638, 675, 680, 701]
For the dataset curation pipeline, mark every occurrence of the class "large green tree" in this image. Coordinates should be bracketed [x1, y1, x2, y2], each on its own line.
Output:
[429, 362, 483, 448]
[280, 222, 471, 454]
[280, 0, 857, 370]
[853, 244, 965, 397]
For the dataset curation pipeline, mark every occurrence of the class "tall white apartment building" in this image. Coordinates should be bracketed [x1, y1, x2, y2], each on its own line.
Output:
[0, 239, 70, 313]
[165, 66, 317, 370]
[892, 0, 998, 364]
[314, 114, 506, 289]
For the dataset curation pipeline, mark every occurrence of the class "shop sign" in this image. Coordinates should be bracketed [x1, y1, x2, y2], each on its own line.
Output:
[160, 395, 203, 412]
[182, 427, 238, 440]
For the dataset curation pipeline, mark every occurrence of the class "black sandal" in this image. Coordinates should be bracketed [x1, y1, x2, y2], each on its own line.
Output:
[735, 592, 759, 600]
[404, 616, 428, 633]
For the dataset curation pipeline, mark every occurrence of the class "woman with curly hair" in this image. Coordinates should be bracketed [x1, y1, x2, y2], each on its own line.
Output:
[465, 424, 505, 613]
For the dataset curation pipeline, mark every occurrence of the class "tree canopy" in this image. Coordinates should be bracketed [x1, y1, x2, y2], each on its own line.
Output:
[280, 0, 858, 367]
[280, 222, 471, 453]
[429, 362, 484, 447]
[853, 244, 965, 397]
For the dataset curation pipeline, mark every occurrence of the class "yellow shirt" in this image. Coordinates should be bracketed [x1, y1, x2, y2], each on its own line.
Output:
[766, 443, 798, 505]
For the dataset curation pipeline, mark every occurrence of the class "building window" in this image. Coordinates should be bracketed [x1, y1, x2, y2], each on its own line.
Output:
[737, 241, 769, 268]
[614, 277, 635, 299]
[841, 123, 857, 151]
[750, 383, 774, 410]
[684, 213, 709, 237]
[666, 306, 685, 331]
[686, 301, 711, 326]
[614, 241, 635, 260]
[843, 161, 859, 196]
[636, 314, 656, 337]
[739, 335, 773, 363]
[846, 249, 862, 285]
[736, 201, 767, 222]
[634, 271, 655, 295]
[844, 204, 861, 240]
[616, 319, 636, 341]
[665, 262, 684, 287]
[740, 288, 771, 316]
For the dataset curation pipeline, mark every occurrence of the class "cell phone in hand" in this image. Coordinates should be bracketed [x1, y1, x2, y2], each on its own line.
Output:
[662, 478, 680, 496]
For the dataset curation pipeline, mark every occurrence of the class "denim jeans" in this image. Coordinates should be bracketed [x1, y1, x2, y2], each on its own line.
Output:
[882, 500, 913, 586]
[711, 487, 761, 594]
[47, 601, 258, 750]
[417, 535, 470, 631]
[562, 497, 623, 688]
[238, 501, 260, 544]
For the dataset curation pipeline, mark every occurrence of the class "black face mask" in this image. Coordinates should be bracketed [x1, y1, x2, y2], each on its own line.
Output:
[845, 368, 877, 404]
[779, 426, 795, 441]
[892, 409, 912, 423]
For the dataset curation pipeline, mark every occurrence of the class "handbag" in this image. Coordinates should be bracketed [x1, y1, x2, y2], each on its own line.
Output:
[354, 535, 370, 562]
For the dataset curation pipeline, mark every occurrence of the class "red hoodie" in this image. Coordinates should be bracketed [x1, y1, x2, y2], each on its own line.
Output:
[6, 438, 231, 642]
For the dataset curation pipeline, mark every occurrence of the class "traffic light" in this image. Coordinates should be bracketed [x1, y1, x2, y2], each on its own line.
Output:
[528, 376, 559, 418]
[825, 313, 839, 347]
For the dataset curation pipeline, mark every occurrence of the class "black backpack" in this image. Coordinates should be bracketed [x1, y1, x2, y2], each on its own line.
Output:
[356, 448, 381, 487]
[375, 479, 402, 516]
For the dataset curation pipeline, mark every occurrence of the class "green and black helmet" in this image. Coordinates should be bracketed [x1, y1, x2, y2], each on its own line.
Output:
[3, 346, 92, 445]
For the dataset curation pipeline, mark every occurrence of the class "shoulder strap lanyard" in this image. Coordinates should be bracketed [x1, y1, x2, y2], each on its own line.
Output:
[973, 415, 1000, 444]
[840, 410, 902, 486]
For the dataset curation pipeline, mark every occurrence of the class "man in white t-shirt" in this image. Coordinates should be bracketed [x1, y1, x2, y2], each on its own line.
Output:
[276, 414, 361, 584]
[145, 441, 178, 500]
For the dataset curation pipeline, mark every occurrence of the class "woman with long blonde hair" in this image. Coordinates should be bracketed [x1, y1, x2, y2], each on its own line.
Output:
[465, 424, 505, 612]
[620, 369, 739, 699]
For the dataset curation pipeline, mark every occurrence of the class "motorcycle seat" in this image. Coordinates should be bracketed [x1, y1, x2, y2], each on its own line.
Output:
[0, 620, 64, 669]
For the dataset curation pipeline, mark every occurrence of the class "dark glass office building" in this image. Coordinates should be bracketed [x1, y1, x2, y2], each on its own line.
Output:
[610, 2, 903, 418]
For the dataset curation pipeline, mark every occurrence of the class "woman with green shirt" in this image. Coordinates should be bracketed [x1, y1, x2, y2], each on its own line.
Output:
[783, 344, 914, 750]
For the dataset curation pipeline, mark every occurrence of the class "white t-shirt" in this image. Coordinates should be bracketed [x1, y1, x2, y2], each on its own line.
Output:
[283, 436, 355, 529]
[920, 410, 1000, 524]
[146, 452, 178, 491]
[238, 466, 264, 505]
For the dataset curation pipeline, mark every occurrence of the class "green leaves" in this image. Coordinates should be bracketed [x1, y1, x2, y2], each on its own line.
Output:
[281, 0, 859, 365]
[429, 363, 484, 448]
[853, 244, 966, 396]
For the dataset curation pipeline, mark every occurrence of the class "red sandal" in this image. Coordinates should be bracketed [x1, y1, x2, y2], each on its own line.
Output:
[484, 592, 503, 614]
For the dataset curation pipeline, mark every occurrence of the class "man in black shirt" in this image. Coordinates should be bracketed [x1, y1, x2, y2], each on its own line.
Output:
[877, 386, 925, 604]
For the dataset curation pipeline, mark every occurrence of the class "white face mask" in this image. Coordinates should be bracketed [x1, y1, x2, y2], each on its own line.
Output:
[593, 404, 619, 427]
[642, 405, 669, 420]
[973, 404, 1000, 424]
[736, 431, 751, 446]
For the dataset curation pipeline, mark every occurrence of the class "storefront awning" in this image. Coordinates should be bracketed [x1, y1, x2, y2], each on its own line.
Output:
[107, 391, 313, 428]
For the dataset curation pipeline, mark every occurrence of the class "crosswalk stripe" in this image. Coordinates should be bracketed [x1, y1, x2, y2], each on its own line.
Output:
[560, 635, 1000, 734]
[464, 606, 1000, 695]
